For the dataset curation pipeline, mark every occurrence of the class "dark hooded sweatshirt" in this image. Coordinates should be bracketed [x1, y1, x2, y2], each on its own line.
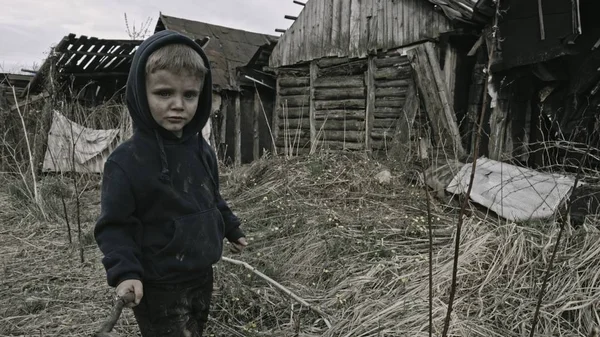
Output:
[94, 30, 244, 287]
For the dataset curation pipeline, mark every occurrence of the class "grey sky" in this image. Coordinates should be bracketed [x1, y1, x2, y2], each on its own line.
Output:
[0, 0, 302, 73]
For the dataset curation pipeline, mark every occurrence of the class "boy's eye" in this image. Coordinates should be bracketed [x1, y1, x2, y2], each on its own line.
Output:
[155, 90, 172, 97]
[184, 91, 199, 99]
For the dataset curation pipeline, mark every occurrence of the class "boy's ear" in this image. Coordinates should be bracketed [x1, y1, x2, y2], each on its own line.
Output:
[194, 37, 210, 49]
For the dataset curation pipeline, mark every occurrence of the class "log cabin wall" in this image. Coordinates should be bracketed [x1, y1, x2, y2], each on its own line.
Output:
[273, 48, 418, 154]
[371, 50, 412, 152]
[274, 66, 311, 156]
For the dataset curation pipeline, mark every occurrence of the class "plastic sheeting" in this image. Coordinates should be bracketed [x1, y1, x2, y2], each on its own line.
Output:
[446, 158, 576, 222]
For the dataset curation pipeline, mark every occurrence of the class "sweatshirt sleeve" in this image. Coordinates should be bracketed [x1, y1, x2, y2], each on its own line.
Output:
[206, 145, 245, 242]
[94, 159, 144, 287]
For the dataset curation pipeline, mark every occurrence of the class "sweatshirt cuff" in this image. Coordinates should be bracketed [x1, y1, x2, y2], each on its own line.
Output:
[112, 273, 143, 288]
[226, 227, 245, 243]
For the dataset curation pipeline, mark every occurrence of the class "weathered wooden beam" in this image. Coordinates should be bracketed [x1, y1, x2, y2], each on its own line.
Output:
[393, 79, 418, 147]
[316, 119, 365, 131]
[279, 86, 309, 96]
[365, 56, 376, 152]
[275, 29, 287, 33]
[273, 78, 281, 152]
[282, 118, 311, 129]
[320, 130, 365, 142]
[285, 15, 298, 20]
[233, 93, 242, 166]
[314, 88, 365, 100]
[373, 119, 398, 129]
[219, 94, 227, 145]
[375, 79, 410, 88]
[253, 90, 260, 161]
[309, 61, 318, 153]
[408, 43, 465, 157]
[315, 110, 365, 120]
[278, 107, 309, 119]
[315, 99, 365, 110]
[374, 56, 410, 68]
[293, 0, 306, 6]
[375, 98, 405, 108]
[318, 141, 364, 151]
[313, 75, 364, 88]
[279, 76, 310, 87]
[280, 94, 310, 108]
[373, 107, 402, 118]
[374, 67, 411, 80]
[375, 87, 408, 98]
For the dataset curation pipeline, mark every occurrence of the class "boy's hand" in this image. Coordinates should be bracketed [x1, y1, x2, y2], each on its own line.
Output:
[230, 237, 248, 254]
[116, 279, 143, 308]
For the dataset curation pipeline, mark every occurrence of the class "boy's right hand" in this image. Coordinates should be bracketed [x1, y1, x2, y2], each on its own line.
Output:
[116, 279, 143, 308]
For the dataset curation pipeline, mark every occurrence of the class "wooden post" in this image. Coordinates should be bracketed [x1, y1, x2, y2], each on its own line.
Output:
[309, 61, 318, 154]
[253, 89, 260, 161]
[219, 94, 227, 145]
[365, 55, 376, 152]
[409, 42, 465, 158]
[234, 93, 241, 166]
[273, 77, 281, 155]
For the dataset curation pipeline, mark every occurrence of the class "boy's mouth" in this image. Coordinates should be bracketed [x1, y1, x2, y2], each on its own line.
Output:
[166, 117, 185, 122]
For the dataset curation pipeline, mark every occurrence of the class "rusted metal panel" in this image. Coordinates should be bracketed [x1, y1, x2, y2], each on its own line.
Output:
[270, 0, 453, 68]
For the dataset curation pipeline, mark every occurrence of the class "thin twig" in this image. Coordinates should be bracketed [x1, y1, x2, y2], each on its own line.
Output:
[441, 40, 491, 337]
[528, 143, 591, 337]
[221, 256, 333, 328]
[415, 87, 434, 337]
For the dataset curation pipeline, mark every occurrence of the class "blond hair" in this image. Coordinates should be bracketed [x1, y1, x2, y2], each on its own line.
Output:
[145, 43, 207, 78]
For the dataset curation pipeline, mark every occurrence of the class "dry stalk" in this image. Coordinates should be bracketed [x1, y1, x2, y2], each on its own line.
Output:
[10, 86, 47, 219]
[440, 39, 492, 337]
[221, 256, 333, 329]
[528, 143, 591, 337]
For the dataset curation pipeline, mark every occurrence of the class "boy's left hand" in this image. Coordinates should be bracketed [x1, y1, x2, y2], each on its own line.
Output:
[229, 237, 248, 253]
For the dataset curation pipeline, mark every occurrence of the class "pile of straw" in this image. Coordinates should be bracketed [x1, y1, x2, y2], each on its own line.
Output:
[1, 152, 599, 337]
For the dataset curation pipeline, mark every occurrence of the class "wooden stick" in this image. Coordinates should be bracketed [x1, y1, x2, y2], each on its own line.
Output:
[285, 15, 298, 20]
[538, 0, 545, 40]
[94, 293, 135, 337]
[293, 0, 306, 6]
[221, 256, 333, 328]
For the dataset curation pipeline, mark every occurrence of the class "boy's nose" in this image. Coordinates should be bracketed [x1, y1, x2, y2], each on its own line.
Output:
[172, 96, 184, 110]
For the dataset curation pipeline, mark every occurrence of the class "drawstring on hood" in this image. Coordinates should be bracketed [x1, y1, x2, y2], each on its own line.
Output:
[126, 30, 213, 182]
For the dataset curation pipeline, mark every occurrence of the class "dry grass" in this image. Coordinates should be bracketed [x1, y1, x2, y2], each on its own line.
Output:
[1, 152, 599, 336]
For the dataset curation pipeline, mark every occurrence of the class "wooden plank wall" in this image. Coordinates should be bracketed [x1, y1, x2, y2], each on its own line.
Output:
[313, 57, 368, 151]
[274, 66, 311, 156]
[371, 50, 412, 151]
[270, 0, 452, 68]
[273, 48, 417, 154]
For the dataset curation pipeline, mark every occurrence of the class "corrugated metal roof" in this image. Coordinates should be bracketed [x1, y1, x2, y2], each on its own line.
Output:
[156, 13, 278, 91]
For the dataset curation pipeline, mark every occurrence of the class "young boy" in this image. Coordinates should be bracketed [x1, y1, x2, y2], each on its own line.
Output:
[94, 30, 247, 336]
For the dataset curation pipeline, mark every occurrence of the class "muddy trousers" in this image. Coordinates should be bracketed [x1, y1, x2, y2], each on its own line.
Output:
[132, 271, 213, 337]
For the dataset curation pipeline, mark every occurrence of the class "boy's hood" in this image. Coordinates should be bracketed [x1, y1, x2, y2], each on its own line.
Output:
[126, 30, 212, 143]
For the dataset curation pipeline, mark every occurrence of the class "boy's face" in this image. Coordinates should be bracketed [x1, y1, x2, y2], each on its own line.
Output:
[146, 69, 204, 138]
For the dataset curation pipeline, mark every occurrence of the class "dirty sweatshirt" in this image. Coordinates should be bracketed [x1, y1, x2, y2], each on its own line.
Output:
[94, 30, 244, 287]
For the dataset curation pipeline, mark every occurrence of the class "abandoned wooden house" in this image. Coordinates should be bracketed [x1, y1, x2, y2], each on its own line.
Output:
[267, 0, 600, 173]
[268, 0, 470, 159]
[19, 13, 279, 166]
